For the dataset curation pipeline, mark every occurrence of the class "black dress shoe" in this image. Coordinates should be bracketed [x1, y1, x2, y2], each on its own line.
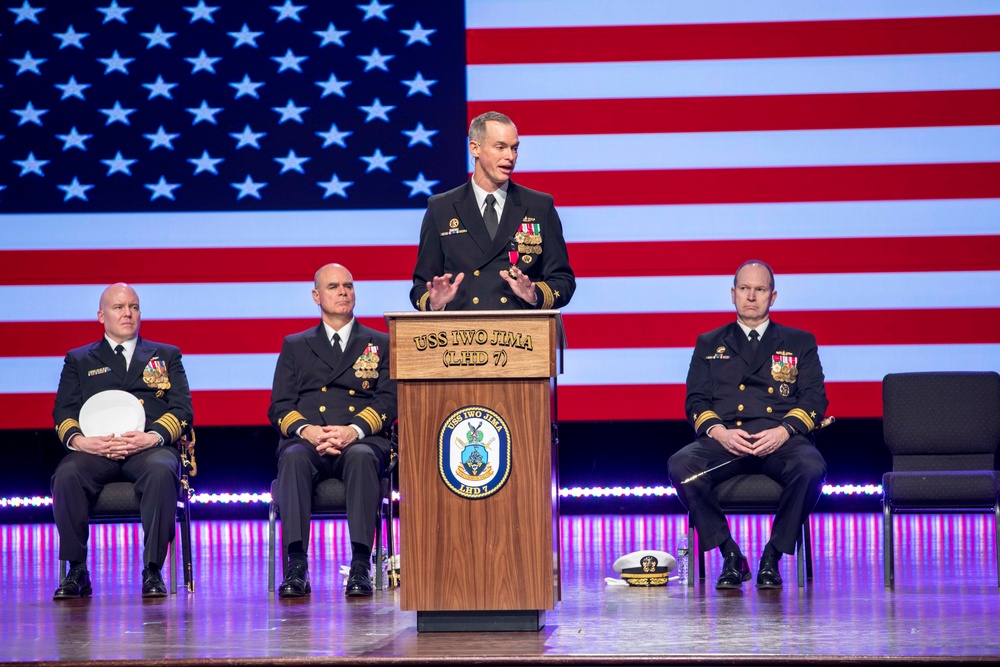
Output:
[756, 552, 783, 589]
[278, 560, 311, 598]
[142, 566, 168, 598]
[345, 563, 373, 597]
[715, 552, 751, 589]
[54, 566, 92, 600]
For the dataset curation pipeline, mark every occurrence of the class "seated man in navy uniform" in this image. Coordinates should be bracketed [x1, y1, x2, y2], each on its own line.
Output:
[51, 282, 192, 599]
[269, 263, 397, 598]
[668, 260, 828, 589]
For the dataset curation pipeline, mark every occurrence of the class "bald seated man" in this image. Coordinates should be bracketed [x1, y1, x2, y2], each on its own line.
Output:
[52, 283, 193, 599]
[269, 263, 397, 598]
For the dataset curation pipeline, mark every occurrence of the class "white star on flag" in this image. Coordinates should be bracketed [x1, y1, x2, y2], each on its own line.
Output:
[141, 25, 176, 49]
[272, 0, 306, 23]
[187, 100, 224, 124]
[230, 125, 266, 149]
[11, 51, 47, 75]
[98, 51, 134, 75]
[53, 25, 89, 49]
[12, 102, 48, 126]
[357, 0, 392, 22]
[14, 152, 49, 177]
[99, 101, 137, 126]
[358, 48, 394, 72]
[360, 148, 395, 173]
[317, 173, 352, 198]
[143, 76, 177, 100]
[315, 23, 349, 47]
[56, 127, 93, 151]
[400, 21, 435, 46]
[359, 98, 394, 122]
[185, 1, 220, 24]
[9, 1, 44, 24]
[146, 177, 181, 201]
[56, 77, 91, 101]
[101, 152, 137, 176]
[273, 100, 309, 123]
[188, 151, 224, 175]
[402, 123, 438, 147]
[144, 126, 180, 150]
[272, 49, 308, 73]
[403, 172, 439, 197]
[186, 50, 222, 74]
[316, 74, 351, 98]
[275, 150, 310, 174]
[96, 1, 132, 25]
[231, 175, 267, 199]
[230, 75, 265, 99]
[58, 177, 93, 201]
[316, 124, 352, 148]
[401, 72, 436, 96]
[229, 24, 263, 48]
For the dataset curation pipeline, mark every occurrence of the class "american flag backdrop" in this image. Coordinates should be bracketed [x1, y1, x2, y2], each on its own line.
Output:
[1, 0, 999, 429]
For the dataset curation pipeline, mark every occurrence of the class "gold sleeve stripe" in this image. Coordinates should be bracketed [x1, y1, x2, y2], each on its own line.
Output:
[279, 411, 306, 437]
[693, 411, 720, 431]
[155, 413, 183, 442]
[417, 292, 430, 311]
[358, 407, 382, 434]
[786, 408, 816, 432]
[536, 281, 555, 309]
[56, 419, 80, 442]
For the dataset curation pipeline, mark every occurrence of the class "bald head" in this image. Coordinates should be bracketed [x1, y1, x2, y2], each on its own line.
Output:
[312, 263, 356, 327]
[98, 283, 141, 344]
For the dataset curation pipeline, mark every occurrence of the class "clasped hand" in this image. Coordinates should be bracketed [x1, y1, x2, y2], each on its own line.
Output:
[76, 431, 159, 460]
[712, 425, 789, 458]
[301, 424, 357, 456]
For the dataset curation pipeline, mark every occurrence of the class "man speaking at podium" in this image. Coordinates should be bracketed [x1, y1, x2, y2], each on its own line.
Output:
[410, 111, 575, 311]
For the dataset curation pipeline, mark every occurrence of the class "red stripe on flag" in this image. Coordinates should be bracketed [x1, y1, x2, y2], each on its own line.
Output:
[469, 90, 1000, 135]
[562, 309, 1000, 349]
[467, 16, 1000, 64]
[557, 381, 882, 421]
[0, 381, 886, 430]
[516, 163, 1000, 206]
[3, 235, 996, 286]
[571, 236, 1000, 278]
[1, 316, 389, 357]
[5, 309, 997, 358]
[0, 246, 417, 287]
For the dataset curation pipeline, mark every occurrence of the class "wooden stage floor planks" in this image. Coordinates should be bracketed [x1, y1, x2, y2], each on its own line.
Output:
[2, 513, 999, 666]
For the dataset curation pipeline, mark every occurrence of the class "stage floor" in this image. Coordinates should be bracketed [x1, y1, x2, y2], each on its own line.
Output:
[2, 513, 998, 665]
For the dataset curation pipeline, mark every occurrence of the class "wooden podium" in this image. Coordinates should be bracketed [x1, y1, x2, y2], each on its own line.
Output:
[386, 310, 564, 632]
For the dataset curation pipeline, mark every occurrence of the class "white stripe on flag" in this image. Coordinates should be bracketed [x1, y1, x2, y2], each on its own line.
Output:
[2, 200, 997, 250]
[517, 127, 1000, 172]
[2, 272, 998, 322]
[468, 53, 1000, 101]
[466, 0, 1000, 27]
[6, 343, 1000, 393]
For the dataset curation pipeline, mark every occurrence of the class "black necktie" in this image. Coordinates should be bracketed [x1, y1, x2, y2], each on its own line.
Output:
[748, 329, 760, 352]
[483, 194, 499, 239]
[113, 344, 127, 374]
[331, 333, 343, 359]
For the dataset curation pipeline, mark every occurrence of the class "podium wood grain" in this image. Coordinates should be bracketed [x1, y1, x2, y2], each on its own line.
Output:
[387, 311, 562, 613]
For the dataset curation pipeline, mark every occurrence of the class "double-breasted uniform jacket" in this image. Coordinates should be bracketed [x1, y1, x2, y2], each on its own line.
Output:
[685, 321, 828, 439]
[268, 322, 397, 456]
[410, 180, 576, 311]
[53, 337, 192, 448]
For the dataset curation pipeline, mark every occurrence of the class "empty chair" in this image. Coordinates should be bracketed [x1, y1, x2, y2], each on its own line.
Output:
[881, 371, 1000, 587]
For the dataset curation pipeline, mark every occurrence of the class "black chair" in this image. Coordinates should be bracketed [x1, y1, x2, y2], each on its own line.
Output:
[267, 442, 397, 592]
[881, 371, 1000, 587]
[687, 474, 813, 587]
[58, 429, 197, 594]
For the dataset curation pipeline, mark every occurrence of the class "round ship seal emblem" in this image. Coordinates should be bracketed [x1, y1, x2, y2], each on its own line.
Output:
[437, 405, 511, 499]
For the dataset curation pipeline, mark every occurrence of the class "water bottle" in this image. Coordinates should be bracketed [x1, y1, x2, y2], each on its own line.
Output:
[378, 547, 389, 590]
[676, 537, 690, 583]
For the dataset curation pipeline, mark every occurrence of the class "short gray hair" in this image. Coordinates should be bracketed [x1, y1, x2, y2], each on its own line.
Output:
[469, 111, 516, 144]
